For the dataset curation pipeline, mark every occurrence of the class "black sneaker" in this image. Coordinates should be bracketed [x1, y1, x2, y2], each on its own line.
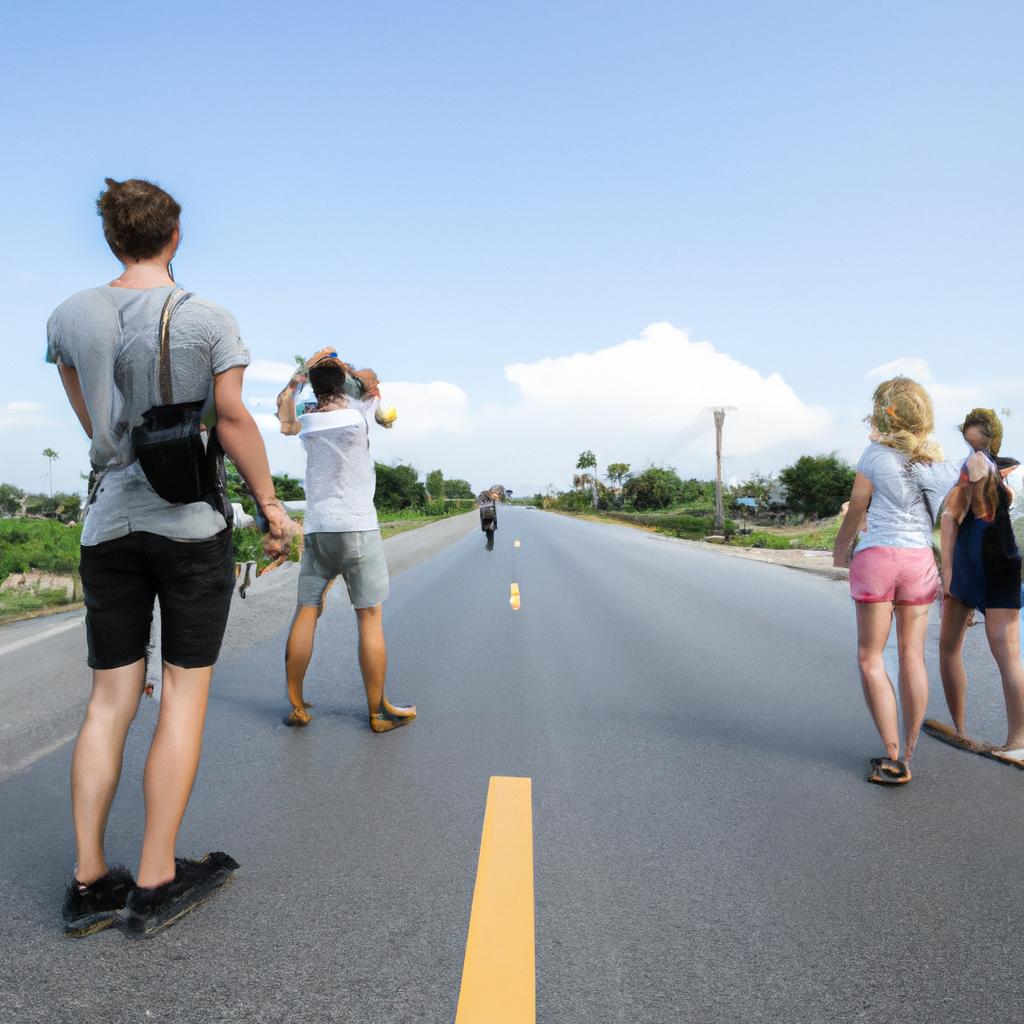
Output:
[115, 852, 239, 939]
[62, 866, 135, 937]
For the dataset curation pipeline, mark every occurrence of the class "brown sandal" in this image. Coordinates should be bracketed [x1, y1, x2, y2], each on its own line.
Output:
[867, 758, 911, 785]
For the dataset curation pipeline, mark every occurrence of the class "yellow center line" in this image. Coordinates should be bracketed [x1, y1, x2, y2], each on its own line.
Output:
[455, 776, 535, 1024]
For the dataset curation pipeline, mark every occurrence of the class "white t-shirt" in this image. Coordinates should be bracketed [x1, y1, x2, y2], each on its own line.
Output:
[299, 398, 379, 533]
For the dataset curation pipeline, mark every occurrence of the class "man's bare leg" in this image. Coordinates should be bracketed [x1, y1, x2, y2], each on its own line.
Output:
[356, 604, 386, 716]
[70, 660, 146, 883]
[136, 662, 213, 888]
[984, 608, 1024, 749]
[284, 605, 322, 725]
[355, 604, 414, 731]
[939, 597, 971, 736]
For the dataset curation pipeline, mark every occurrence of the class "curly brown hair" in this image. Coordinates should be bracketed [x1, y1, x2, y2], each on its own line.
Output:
[959, 407, 1003, 455]
[96, 178, 181, 261]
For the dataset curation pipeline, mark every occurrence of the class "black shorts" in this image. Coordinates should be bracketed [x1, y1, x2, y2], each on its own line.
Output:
[79, 529, 235, 670]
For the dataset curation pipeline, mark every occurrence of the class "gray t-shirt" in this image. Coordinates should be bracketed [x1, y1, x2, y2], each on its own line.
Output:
[47, 285, 249, 545]
[299, 399, 380, 534]
[855, 442, 959, 552]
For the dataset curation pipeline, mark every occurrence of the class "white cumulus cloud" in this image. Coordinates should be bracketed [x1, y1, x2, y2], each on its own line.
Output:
[0, 401, 57, 431]
[244, 323, 837, 493]
[503, 322, 830, 461]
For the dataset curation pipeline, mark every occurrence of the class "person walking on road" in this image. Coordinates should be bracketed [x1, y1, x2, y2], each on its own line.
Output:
[937, 409, 1024, 752]
[478, 490, 498, 550]
[277, 349, 416, 733]
[833, 377, 950, 786]
[49, 178, 295, 938]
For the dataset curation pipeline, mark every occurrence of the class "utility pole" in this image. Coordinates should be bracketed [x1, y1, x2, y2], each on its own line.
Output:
[705, 407, 735, 534]
[713, 409, 725, 532]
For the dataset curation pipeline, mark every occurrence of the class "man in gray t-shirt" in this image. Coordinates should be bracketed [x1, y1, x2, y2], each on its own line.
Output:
[47, 285, 250, 544]
[53, 177, 295, 940]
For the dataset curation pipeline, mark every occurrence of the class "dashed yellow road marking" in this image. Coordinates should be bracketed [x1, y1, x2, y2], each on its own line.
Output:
[510, 582, 521, 610]
[455, 776, 535, 1024]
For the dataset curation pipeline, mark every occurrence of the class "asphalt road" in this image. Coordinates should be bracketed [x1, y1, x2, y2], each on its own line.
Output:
[1, 508, 1022, 1023]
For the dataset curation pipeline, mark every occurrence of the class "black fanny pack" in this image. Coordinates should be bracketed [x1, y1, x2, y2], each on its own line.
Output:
[131, 289, 223, 505]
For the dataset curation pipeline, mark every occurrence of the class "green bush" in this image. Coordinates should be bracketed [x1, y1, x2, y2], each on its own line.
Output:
[0, 519, 82, 580]
[375, 462, 427, 512]
[779, 453, 854, 519]
[550, 490, 594, 512]
[623, 467, 685, 510]
[0, 483, 26, 516]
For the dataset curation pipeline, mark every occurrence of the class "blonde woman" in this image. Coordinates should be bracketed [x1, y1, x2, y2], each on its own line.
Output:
[833, 378, 950, 785]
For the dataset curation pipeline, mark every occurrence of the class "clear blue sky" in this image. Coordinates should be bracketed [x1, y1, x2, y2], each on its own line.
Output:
[2, 1, 1021, 494]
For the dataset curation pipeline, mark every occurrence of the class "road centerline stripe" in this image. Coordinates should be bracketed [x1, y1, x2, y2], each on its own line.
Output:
[455, 776, 535, 1024]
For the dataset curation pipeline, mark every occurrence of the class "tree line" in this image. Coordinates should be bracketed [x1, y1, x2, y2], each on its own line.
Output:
[544, 451, 856, 520]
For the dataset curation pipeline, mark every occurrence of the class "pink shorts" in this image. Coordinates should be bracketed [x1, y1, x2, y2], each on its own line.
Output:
[849, 546, 939, 605]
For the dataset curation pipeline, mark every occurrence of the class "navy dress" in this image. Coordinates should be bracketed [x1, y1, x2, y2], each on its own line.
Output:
[950, 466, 1022, 613]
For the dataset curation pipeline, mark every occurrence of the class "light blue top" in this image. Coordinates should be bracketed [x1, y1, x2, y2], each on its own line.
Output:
[854, 443, 959, 553]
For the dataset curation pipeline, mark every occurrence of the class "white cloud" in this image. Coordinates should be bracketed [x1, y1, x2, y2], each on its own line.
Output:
[502, 322, 830, 460]
[249, 322, 834, 494]
[245, 359, 296, 384]
[375, 381, 471, 440]
[0, 401, 57, 431]
[866, 357, 934, 383]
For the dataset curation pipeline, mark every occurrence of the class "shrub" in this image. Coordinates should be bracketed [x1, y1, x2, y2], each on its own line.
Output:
[623, 467, 685, 510]
[0, 519, 82, 580]
[0, 483, 25, 516]
[550, 490, 594, 513]
[779, 453, 855, 519]
[375, 462, 426, 512]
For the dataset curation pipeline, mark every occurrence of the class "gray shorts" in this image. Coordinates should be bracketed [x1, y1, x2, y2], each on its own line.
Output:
[298, 531, 390, 609]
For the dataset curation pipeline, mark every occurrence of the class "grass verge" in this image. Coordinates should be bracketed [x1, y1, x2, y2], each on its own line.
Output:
[547, 508, 842, 551]
[0, 589, 79, 624]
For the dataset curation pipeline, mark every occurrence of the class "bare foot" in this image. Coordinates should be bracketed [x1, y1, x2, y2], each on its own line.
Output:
[284, 707, 312, 727]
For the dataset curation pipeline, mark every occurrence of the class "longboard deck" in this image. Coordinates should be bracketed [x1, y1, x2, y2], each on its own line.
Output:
[923, 719, 1024, 770]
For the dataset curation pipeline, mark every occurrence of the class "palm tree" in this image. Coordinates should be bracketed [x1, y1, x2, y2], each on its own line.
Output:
[42, 448, 60, 498]
[576, 450, 597, 509]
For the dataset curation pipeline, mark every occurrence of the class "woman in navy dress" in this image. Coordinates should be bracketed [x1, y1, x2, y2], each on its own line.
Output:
[939, 409, 1024, 752]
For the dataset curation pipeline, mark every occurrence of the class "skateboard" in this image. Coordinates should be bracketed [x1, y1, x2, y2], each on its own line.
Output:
[923, 718, 1024, 770]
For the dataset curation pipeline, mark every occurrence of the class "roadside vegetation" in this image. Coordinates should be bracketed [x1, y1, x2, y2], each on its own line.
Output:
[538, 452, 854, 550]
[0, 519, 83, 623]
[226, 460, 476, 572]
[1, 459, 482, 618]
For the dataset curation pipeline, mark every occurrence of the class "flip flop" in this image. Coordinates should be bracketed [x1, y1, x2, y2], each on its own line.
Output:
[867, 759, 911, 785]
[869, 757, 904, 776]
